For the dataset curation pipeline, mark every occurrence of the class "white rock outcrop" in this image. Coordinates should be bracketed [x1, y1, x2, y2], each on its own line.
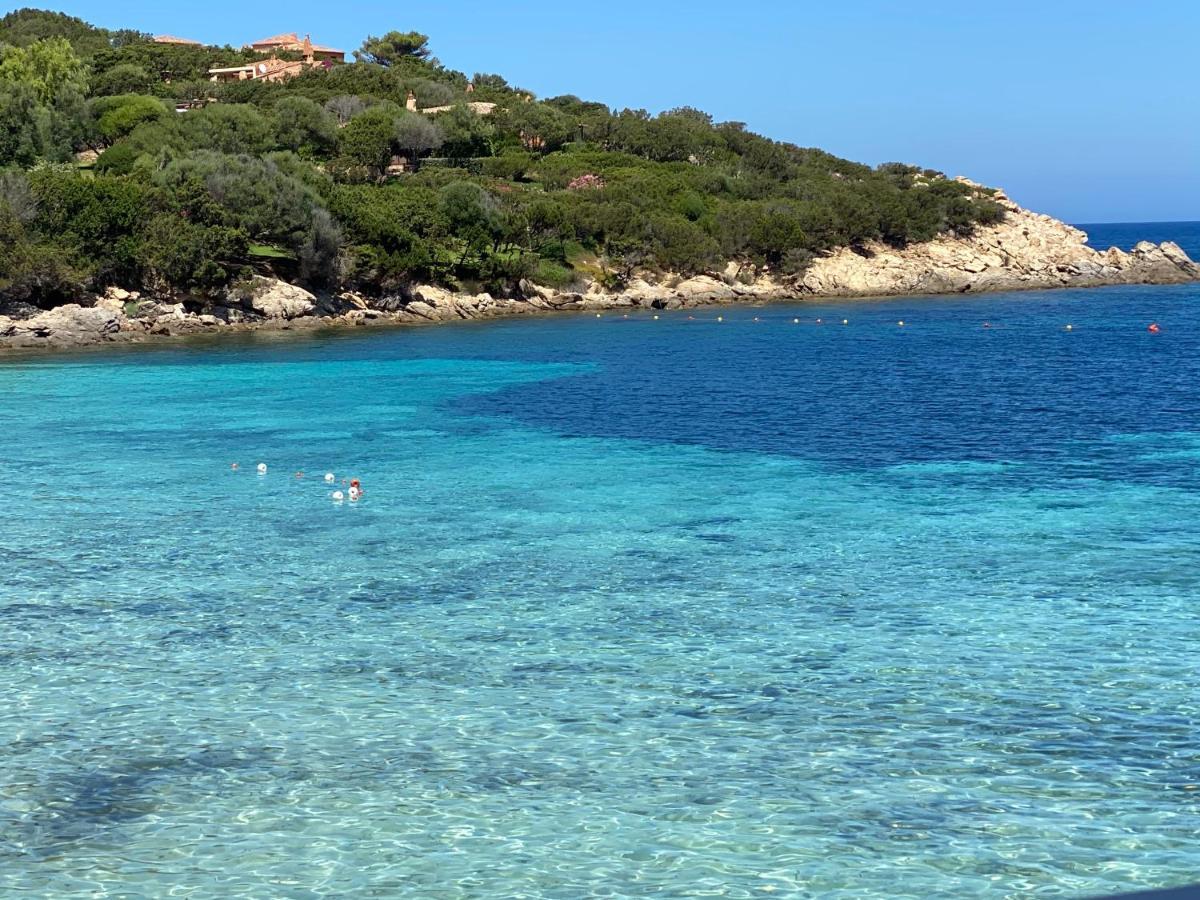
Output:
[231, 277, 316, 320]
[797, 187, 1199, 297]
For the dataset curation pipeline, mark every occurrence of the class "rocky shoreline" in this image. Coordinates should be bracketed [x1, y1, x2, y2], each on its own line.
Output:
[2, 186, 1197, 352]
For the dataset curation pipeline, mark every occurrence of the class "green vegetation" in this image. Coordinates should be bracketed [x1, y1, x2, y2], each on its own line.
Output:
[0, 7, 1006, 308]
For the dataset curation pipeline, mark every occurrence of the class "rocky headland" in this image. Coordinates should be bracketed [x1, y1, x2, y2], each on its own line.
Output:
[2, 185, 1196, 352]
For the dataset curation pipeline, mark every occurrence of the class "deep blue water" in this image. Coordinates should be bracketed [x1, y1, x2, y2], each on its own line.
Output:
[2, 229, 1199, 898]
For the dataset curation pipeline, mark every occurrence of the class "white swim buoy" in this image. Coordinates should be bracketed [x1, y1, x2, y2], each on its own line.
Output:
[331, 490, 344, 501]
[348, 486, 362, 501]
[257, 463, 267, 474]
[324, 472, 335, 483]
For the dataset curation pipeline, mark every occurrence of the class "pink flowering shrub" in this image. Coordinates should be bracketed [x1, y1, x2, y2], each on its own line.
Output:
[567, 173, 606, 191]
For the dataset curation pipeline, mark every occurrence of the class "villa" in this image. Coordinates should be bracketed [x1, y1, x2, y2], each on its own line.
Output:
[208, 33, 345, 83]
[247, 32, 344, 63]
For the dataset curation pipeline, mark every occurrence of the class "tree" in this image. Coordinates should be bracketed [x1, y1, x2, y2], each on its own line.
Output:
[182, 103, 274, 156]
[354, 31, 431, 66]
[336, 107, 396, 177]
[298, 208, 342, 286]
[138, 214, 246, 291]
[274, 96, 337, 157]
[153, 151, 324, 250]
[0, 36, 88, 104]
[0, 82, 43, 165]
[324, 94, 365, 126]
[90, 93, 169, 145]
[435, 104, 494, 158]
[90, 63, 155, 97]
[393, 111, 443, 160]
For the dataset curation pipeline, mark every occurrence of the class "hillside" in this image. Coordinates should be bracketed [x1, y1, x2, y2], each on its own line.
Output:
[0, 8, 1011, 310]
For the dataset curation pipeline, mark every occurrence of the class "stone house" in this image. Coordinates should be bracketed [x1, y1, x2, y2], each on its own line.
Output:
[208, 34, 344, 83]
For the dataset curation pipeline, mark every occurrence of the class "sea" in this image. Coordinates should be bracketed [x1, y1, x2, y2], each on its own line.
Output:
[1, 223, 1198, 898]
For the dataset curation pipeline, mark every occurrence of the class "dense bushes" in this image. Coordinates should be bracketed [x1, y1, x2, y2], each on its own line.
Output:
[0, 8, 1007, 306]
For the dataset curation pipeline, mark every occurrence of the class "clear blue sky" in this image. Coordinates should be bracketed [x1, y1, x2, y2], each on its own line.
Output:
[47, 0, 1199, 223]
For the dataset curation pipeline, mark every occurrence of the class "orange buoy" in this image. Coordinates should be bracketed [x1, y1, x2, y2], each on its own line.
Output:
[1148, 322, 1161, 334]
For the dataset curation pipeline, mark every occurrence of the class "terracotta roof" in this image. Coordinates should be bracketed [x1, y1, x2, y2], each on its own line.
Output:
[310, 44, 344, 54]
[154, 34, 201, 45]
[250, 32, 300, 46]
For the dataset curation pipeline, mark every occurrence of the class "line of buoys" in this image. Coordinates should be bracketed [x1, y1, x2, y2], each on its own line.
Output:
[584, 312, 1170, 333]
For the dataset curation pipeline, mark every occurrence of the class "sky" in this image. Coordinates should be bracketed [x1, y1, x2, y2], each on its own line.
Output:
[41, 0, 1199, 223]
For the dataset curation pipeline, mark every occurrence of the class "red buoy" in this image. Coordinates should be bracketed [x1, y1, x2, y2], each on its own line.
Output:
[1148, 323, 1161, 334]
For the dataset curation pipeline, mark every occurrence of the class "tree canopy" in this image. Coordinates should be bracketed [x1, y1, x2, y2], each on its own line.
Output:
[354, 31, 431, 66]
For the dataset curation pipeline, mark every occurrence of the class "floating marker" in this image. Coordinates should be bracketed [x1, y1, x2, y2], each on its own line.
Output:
[257, 462, 267, 474]
[1148, 322, 1161, 334]
[595, 313, 601, 318]
[717, 316, 723, 322]
[324, 472, 335, 483]
[1066, 324, 1073, 331]
[898, 320, 905, 327]
[653, 315, 659, 320]
[816, 318, 822, 324]
[331, 490, 344, 502]
[231, 463, 239, 471]
[793, 318, 799, 324]
[842, 319, 848, 325]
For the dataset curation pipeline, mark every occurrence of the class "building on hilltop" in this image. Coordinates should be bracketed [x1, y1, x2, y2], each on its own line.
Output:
[246, 32, 344, 63]
[153, 34, 202, 46]
[208, 34, 344, 83]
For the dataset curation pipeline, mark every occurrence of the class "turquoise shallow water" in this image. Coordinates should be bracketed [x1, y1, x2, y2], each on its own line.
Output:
[2, 277, 1200, 896]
